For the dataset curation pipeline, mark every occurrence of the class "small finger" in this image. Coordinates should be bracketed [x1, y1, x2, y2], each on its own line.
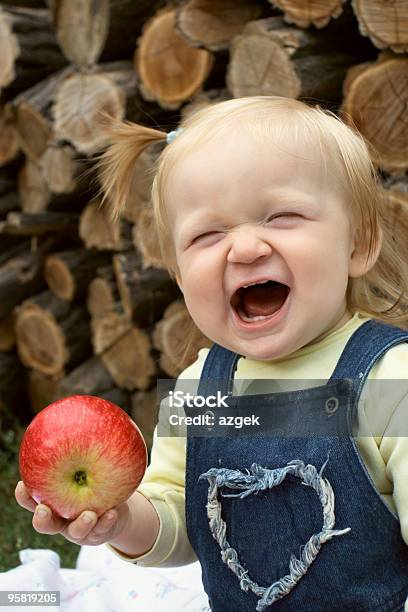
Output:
[90, 510, 117, 538]
[67, 511, 98, 540]
[32, 505, 67, 535]
[15, 481, 37, 512]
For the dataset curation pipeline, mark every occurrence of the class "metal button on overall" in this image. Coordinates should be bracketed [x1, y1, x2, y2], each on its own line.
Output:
[324, 397, 339, 415]
[204, 409, 215, 431]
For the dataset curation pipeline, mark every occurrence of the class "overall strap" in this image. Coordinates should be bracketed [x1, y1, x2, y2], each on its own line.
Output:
[328, 319, 408, 403]
[197, 320, 408, 402]
[197, 343, 241, 398]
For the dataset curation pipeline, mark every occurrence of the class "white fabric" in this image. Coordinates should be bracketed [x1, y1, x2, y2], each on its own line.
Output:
[0, 546, 209, 612]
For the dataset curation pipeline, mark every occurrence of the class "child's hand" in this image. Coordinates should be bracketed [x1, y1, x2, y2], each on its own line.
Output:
[15, 480, 130, 546]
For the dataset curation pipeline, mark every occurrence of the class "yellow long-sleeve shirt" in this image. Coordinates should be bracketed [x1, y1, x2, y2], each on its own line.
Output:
[106, 312, 408, 579]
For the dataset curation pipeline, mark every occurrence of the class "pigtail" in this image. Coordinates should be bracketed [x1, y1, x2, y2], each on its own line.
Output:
[97, 117, 167, 221]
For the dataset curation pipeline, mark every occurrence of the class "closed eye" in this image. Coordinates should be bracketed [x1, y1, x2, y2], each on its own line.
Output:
[266, 213, 300, 223]
[192, 231, 222, 243]
[189, 214, 300, 245]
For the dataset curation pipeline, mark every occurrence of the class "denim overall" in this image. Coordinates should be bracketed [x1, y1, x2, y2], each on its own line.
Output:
[185, 320, 408, 611]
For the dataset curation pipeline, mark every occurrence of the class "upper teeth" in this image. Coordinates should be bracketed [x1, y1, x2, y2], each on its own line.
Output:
[241, 279, 271, 289]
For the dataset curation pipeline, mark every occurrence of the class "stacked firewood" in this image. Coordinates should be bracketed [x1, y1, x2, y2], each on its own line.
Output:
[0, 0, 407, 450]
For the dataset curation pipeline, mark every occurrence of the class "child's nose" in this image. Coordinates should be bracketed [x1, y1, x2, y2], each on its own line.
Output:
[227, 230, 272, 264]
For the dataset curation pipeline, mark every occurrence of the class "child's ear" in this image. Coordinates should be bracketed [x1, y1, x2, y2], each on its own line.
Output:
[348, 224, 383, 278]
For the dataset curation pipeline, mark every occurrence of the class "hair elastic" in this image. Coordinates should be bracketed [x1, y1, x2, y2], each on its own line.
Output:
[166, 127, 183, 144]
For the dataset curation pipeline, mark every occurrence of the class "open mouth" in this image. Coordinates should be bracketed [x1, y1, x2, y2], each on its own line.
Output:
[230, 280, 290, 323]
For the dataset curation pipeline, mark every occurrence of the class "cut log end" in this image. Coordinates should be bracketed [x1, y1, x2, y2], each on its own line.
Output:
[51, 0, 110, 68]
[87, 277, 116, 318]
[101, 327, 156, 391]
[271, 0, 346, 29]
[227, 29, 300, 99]
[0, 8, 20, 89]
[136, 8, 214, 108]
[153, 301, 211, 376]
[53, 72, 126, 154]
[15, 306, 66, 375]
[133, 207, 167, 270]
[40, 144, 76, 194]
[342, 58, 408, 174]
[28, 369, 62, 413]
[91, 310, 131, 356]
[79, 199, 132, 251]
[44, 255, 74, 301]
[18, 159, 51, 214]
[176, 0, 262, 51]
[0, 106, 19, 166]
[16, 102, 52, 160]
[352, 0, 408, 53]
[0, 313, 16, 351]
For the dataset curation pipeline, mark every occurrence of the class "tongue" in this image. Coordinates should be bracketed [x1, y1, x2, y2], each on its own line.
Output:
[241, 283, 288, 317]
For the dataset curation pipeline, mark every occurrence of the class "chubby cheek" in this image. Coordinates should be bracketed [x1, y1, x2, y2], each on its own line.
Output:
[178, 252, 225, 317]
[296, 246, 350, 310]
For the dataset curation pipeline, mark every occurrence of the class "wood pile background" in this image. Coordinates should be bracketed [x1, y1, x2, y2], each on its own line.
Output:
[0, 0, 407, 453]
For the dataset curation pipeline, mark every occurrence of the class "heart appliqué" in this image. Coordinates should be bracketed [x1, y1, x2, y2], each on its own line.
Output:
[199, 458, 351, 611]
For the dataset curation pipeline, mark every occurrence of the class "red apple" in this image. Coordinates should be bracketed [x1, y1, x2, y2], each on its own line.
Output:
[19, 395, 148, 520]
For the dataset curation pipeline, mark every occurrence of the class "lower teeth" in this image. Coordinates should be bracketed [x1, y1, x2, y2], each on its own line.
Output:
[237, 306, 274, 322]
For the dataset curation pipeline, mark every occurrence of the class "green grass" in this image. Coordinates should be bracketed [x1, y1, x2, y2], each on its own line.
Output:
[0, 413, 80, 572]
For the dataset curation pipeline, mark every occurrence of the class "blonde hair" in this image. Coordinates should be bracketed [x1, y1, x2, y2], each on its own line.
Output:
[99, 96, 408, 331]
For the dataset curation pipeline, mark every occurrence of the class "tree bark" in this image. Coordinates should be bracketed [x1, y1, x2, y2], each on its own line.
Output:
[0, 313, 16, 352]
[0, 211, 79, 235]
[0, 167, 20, 217]
[0, 314, 16, 351]
[113, 251, 181, 325]
[54, 354, 128, 406]
[0, 105, 19, 167]
[12, 66, 72, 160]
[0, 0, 47, 7]
[0, 350, 29, 421]
[28, 369, 62, 412]
[100, 0, 167, 64]
[0, 237, 60, 318]
[131, 388, 159, 452]
[0, 6, 67, 101]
